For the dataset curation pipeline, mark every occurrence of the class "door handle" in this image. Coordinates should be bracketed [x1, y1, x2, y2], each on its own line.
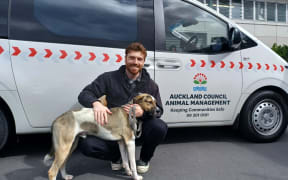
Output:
[243, 57, 250, 61]
[156, 60, 181, 69]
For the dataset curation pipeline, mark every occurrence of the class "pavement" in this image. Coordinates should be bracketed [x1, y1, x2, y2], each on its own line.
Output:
[0, 126, 288, 180]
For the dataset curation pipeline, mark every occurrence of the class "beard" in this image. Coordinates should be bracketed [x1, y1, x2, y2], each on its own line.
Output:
[126, 64, 142, 75]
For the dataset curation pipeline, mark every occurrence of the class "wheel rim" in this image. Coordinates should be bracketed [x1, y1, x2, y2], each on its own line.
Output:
[252, 99, 283, 136]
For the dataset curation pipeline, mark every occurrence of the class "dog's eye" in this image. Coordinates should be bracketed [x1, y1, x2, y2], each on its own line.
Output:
[146, 100, 153, 104]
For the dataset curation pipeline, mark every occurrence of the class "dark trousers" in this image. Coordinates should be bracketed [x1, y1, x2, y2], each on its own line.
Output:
[78, 118, 168, 163]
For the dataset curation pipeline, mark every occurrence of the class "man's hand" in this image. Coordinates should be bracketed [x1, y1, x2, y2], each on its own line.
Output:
[122, 104, 144, 117]
[92, 101, 112, 126]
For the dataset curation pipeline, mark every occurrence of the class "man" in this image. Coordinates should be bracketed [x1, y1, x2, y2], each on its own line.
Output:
[78, 42, 167, 174]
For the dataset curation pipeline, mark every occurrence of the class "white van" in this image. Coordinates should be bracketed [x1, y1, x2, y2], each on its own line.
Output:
[0, 0, 288, 150]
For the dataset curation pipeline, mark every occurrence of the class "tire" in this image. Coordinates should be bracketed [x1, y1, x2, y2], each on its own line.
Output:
[0, 109, 9, 151]
[239, 90, 288, 142]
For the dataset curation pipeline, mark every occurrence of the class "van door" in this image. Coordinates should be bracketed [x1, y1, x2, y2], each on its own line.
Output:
[9, 0, 154, 127]
[155, 0, 242, 125]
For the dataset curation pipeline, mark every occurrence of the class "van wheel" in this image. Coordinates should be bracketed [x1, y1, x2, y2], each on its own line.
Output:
[239, 90, 288, 142]
[0, 109, 9, 151]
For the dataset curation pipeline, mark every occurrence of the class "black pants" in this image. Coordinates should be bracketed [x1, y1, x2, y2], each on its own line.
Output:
[78, 118, 168, 162]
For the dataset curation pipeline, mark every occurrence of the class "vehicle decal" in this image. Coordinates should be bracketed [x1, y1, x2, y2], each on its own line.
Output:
[0, 44, 285, 72]
[190, 58, 285, 72]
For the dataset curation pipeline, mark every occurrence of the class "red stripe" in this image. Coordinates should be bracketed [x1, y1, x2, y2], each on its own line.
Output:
[89, 52, 96, 61]
[29, 48, 37, 57]
[60, 50, 67, 59]
[0, 46, 4, 55]
[116, 54, 122, 62]
[12, 47, 21, 56]
[74, 51, 82, 60]
[102, 53, 109, 62]
[44, 49, 52, 58]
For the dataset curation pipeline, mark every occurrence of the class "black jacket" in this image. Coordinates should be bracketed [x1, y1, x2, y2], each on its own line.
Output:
[78, 65, 163, 118]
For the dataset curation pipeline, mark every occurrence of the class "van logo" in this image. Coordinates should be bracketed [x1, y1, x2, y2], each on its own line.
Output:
[193, 73, 207, 91]
[193, 73, 207, 85]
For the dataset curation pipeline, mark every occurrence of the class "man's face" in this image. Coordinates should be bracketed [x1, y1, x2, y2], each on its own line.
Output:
[125, 50, 145, 76]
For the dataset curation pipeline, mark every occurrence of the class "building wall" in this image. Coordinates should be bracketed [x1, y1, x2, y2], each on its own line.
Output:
[236, 20, 288, 47]
[198, 0, 288, 47]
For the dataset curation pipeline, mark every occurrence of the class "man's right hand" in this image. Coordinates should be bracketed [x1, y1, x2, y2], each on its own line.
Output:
[92, 101, 112, 126]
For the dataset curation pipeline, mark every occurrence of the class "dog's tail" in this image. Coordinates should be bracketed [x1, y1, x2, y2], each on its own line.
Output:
[43, 124, 55, 166]
[43, 147, 54, 166]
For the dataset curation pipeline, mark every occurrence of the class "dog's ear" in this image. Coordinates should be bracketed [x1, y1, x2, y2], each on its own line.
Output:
[133, 94, 145, 104]
[98, 95, 108, 107]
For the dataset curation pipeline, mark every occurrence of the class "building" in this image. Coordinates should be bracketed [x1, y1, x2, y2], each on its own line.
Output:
[197, 0, 288, 47]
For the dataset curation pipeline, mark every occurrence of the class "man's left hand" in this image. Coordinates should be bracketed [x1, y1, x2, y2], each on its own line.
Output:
[122, 104, 144, 117]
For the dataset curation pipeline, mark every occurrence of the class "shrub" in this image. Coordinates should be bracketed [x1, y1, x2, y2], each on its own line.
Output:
[271, 43, 288, 62]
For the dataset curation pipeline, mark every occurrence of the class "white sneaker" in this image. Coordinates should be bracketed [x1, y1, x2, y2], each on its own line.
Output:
[111, 159, 122, 171]
[136, 160, 150, 174]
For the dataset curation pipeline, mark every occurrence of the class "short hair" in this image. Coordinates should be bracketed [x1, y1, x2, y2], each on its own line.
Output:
[125, 42, 147, 59]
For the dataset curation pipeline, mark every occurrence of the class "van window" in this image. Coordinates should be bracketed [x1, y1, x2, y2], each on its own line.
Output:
[10, 0, 154, 50]
[163, 0, 229, 54]
[0, 0, 8, 38]
[240, 32, 257, 49]
[34, 0, 137, 41]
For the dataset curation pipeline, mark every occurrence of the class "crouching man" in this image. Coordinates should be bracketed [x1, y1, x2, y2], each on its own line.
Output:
[77, 42, 168, 174]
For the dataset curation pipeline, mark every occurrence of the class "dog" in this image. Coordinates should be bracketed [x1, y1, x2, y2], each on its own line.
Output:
[43, 93, 157, 180]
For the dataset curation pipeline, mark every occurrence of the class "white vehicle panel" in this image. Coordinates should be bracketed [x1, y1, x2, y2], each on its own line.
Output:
[155, 51, 242, 124]
[0, 39, 16, 90]
[10, 40, 154, 127]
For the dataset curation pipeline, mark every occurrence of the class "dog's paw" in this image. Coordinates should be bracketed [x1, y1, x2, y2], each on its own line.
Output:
[125, 169, 132, 176]
[134, 175, 143, 180]
[64, 175, 74, 180]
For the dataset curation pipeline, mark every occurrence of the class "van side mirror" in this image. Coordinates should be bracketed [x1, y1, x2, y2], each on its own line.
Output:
[229, 27, 241, 50]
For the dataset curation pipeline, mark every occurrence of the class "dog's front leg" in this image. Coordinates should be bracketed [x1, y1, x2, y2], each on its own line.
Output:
[126, 138, 143, 180]
[118, 140, 132, 176]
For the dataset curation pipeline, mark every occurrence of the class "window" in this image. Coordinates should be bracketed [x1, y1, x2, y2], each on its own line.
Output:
[256, 1, 265, 21]
[240, 32, 257, 49]
[34, 0, 137, 41]
[10, 0, 154, 50]
[163, 0, 229, 54]
[267, 2, 276, 21]
[206, 0, 217, 10]
[232, 0, 242, 19]
[277, 3, 286, 22]
[0, 0, 8, 38]
[219, 0, 230, 17]
[244, 0, 254, 20]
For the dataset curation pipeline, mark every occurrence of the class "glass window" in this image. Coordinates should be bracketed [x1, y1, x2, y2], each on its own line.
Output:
[244, 0, 254, 20]
[10, 0, 154, 50]
[163, 0, 229, 54]
[256, 1, 265, 21]
[219, 0, 230, 17]
[240, 32, 257, 49]
[0, 0, 8, 38]
[267, 2, 276, 21]
[34, 0, 137, 41]
[232, 0, 242, 19]
[197, 0, 204, 3]
[206, 0, 217, 10]
[277, 3, 286, 22]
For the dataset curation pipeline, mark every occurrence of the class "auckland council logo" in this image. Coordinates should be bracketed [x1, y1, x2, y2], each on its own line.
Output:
[193, 73, 207, 91]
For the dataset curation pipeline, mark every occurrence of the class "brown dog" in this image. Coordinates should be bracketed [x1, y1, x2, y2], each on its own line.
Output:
[43, 93, 156, 180]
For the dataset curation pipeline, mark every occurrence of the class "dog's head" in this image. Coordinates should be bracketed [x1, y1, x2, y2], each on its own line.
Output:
[133, 93, 157, 116]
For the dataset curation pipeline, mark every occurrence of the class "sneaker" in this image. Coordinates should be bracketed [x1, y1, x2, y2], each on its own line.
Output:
[136, 159, 150, 174]
[111, 159, 122, 171]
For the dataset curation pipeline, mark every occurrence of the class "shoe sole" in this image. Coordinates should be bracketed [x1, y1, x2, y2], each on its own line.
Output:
[137, 164, 150, 174]
[111, 163, 122, 171]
